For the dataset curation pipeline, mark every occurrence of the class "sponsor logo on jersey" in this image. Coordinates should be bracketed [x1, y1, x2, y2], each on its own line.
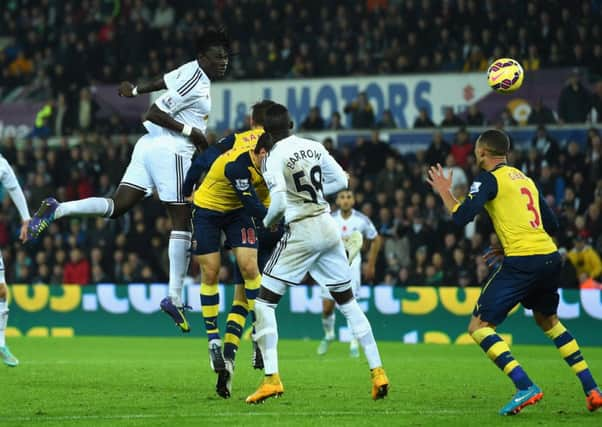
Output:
[235, 178, 250, 191]
[469, 182, 482, 194]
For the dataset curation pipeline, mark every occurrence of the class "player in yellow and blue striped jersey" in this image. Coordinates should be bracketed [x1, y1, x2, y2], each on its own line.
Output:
[427, 129, 602, 416]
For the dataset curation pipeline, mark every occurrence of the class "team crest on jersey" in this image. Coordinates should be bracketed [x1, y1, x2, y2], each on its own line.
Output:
[161, 96, 176, 110]
[469, 182, 482, 194]
[235, 178, 250, 191]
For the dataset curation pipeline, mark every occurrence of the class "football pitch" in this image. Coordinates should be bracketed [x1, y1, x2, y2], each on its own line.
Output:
[1, 337, 601, 427]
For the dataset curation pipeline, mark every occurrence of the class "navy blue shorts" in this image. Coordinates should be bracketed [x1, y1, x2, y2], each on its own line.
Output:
[231, 223, 285, 284]
[192, 207, 257, 255]
[474, 252, 561, 325]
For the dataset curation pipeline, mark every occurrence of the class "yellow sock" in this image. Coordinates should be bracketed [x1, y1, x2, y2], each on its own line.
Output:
[223, 300, 249, 360]
[244, 275, 261, 313]
[545, 321, 598, 393]
[472, 327, 533, 389]
[200, 283, 219, 341]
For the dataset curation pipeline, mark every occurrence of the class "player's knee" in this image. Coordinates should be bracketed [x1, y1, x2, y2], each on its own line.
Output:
[0, 283, 6, 299]
[200, 264, 220, 284]
[239, 261, 259, 280]
[534, 312, 558, 331]
[330, 288, 353, 305]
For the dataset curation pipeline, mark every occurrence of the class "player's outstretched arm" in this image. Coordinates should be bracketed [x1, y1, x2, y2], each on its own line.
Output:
[118, 77, 166, 97]
[365, 235, 383, 282]
[0, 158, 31, 242]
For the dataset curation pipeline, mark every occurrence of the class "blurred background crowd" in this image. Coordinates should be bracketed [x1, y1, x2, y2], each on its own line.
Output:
[1, 0, 602, 288]
[1, 0, 602, 130]
[0, 123, 601, 288]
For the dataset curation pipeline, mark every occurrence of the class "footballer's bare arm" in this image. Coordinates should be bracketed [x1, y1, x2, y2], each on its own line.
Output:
[118, 76, 166, 97]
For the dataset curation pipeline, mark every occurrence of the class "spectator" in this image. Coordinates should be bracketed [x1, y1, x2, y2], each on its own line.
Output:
[558, 70, 592, 123]
[450, 128, 473, 168]
[531, 126, 560, 164]
[377, 109, 398, 129]
[567, 236, 602, 281]
[300, 106, 325, 130]
[498, 108, 518, 127]
[63, 248, 91, 285]
[344, 92, 375, 129]
[328, 111, 344, 130]
[424, 131, 451, 166]
[592, 81, 602, 123]
[527, 99, 557, 125]
[558, 247, 579, 288]
[463, 47, 488, 72]
[413, 108, 435, 128]
[465, 105, 486, 126]
[440, 107, 465, 127]
[376, 156, 404, 195]
[76, 88, 99, 132]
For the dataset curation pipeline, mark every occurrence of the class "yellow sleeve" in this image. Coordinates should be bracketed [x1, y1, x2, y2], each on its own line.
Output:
[586, 248, 602, 278]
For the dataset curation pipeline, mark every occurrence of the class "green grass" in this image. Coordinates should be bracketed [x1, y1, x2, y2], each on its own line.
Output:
[1, 337, 602, 426]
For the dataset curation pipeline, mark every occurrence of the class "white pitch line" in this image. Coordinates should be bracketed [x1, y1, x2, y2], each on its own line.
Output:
[3, 409, 478, 423]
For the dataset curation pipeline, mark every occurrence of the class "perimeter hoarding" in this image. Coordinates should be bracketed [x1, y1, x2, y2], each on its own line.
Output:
[5, 284, 602, 346]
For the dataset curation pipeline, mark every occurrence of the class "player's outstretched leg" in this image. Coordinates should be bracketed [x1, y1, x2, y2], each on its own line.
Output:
[332, 288, 388, 400]
[162, 205, 193, 332]
[317, 299, 335, 356]
[471, 323, 542, 415]
[536, 314, 602, 412]
[27, 197, 60, 240]
[0, 284, 17, 367]
[246, 290, 284, 404]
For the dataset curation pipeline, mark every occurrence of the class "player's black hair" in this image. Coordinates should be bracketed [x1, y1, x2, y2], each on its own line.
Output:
[478, 129, 510, 156]
[197, 27, 231, 54]
[251, 100, 277, 126]
[254, 132, 274, 154]
[264, 103, 293, 135]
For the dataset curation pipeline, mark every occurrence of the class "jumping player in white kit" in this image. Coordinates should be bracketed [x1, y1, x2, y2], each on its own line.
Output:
[0, 154, 30, 367]
[318, 189, 382, 357]
[245, 104, 389, 404]
[27, 29, 231, 330]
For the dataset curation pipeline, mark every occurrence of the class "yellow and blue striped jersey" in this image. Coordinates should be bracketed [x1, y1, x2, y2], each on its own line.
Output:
[452, 164, 558, 256]
[193, 134, 269, 215]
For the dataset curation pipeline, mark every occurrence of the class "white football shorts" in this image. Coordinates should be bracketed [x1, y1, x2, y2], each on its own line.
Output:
[262, 213, 352, 295]
[120, 134, 192, 203]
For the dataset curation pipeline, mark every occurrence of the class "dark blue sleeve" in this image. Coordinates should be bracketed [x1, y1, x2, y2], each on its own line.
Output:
[182, 135, 236, 197]
[538, 191, 559, 234]
[452, 171, 498, 227]
[224, 159, 268, 220]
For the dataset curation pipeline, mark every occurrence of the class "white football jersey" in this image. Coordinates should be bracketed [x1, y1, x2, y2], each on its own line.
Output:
[144, 60, 211, 157]
[332, 209, 378, 241]
[263, 135, 346, 224]
[332, 208, 378, 281]
[0, 155, 20, 191]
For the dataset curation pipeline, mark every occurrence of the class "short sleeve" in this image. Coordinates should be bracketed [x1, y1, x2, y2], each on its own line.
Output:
[363, 217, 378, 240]
[263, 153, 286, 193]
[0, 157, 19, 190]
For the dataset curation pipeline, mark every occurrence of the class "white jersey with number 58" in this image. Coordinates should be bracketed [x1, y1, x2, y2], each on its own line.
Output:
[263, 135, 346, 224]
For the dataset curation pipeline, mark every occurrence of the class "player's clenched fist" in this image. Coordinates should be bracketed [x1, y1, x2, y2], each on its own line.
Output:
[118, 81, 137, 97]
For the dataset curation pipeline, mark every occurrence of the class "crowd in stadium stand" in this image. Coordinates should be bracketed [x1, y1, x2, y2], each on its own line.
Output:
[1, 124, 601, 288]
[2, 1, 602, 115]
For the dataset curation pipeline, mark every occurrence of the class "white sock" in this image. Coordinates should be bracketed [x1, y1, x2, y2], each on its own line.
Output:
[0, 300, 7, 347]
[338, 299, 382, 369]
[168, 231, 191, 306]
[322, 312, 335, 340]
[55, 197, 114, 219]
[254, 299, 279, 375]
